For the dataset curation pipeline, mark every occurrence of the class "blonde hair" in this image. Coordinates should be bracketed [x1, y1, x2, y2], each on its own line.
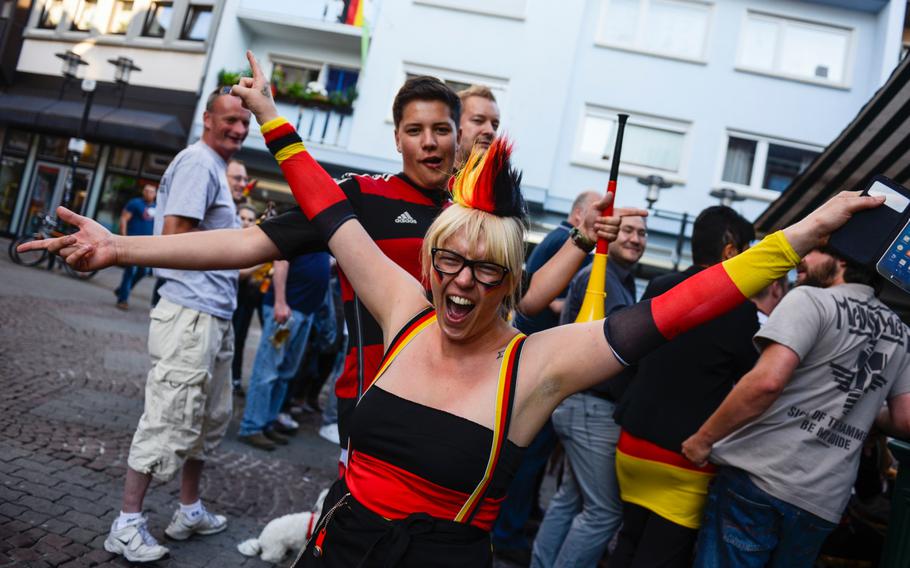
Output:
[457, 85, 497, 105]
[421, 204, 525, 312]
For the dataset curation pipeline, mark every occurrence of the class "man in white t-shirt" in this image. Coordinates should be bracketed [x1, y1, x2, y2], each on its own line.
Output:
[682, 246, 910, 568]
[103, 89, 250, 563]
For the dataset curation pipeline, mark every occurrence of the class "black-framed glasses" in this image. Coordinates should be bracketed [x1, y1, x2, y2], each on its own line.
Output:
[431, 248, 510, 287]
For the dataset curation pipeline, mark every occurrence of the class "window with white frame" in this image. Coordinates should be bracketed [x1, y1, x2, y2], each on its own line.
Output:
[399, 63, 509, 120]
[576, 107, 689, 177]
[597, 0, 712, 62]
[108, 0, 135, 34]
[28, 0, 217, 45]
[721, 133, 820, 194]
[738, 12, 852, 86]
[70, 0, 99, 31]
[271, 58, 360, 103]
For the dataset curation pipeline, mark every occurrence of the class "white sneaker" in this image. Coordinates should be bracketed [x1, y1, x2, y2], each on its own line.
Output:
[104, 515, 169, 562]
[164, 506, 228, 541]
[319, 423, 340, 445]
[277, 412, 299, 429]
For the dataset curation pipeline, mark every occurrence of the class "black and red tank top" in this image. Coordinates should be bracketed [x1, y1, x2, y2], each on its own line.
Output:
[345, 308, 527, 531]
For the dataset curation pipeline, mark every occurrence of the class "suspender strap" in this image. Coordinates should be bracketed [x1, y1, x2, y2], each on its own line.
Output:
[456, 333, 526, 525]
[369, 306, 436, 395]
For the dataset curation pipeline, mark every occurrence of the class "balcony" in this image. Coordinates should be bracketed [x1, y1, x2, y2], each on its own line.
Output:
[278, 100, 354, 148]
[237, 0, 363, 45]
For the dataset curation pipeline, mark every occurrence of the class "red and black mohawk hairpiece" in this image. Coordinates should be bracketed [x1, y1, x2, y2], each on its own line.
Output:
[452, 137, 527, 222]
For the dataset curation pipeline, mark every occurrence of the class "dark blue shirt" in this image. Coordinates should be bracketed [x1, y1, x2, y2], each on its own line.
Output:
[513, 221, 591, 334]
[264, 252, 331, 315]
[124, 197, 155, 236]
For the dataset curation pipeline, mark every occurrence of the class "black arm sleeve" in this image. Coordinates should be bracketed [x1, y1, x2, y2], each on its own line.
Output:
[258, 177, 362, 259]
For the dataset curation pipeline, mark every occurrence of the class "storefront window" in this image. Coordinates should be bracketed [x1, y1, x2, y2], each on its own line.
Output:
[0, 156, 25, 233]
[36, 135, 99, 166]
[142, 152, 171, 177]
[109, 147, 142, 172]
[3, 130, 31, 155]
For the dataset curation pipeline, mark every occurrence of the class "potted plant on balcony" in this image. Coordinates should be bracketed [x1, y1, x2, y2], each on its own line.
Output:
[217, 68, 251, 87]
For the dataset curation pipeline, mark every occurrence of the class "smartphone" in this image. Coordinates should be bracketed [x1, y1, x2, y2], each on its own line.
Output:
[829, 176, 910, 267]
[877, 216, 910, 293]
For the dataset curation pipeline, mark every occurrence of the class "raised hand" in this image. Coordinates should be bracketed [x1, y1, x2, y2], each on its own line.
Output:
[784, 190, 884, 257]
[230, 51, 279, 126]
[16, 206, 119, 271]
[580, 193, 649, 244]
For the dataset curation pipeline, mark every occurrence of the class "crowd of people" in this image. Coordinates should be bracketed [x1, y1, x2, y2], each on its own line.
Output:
[21, 49, 910, 568]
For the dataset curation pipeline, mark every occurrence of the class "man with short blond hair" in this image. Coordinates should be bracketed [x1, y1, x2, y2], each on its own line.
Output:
[456, 84, 500, 166]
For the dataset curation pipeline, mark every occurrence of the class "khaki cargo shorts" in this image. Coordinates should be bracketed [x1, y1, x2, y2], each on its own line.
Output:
[128, 298, 234, 481]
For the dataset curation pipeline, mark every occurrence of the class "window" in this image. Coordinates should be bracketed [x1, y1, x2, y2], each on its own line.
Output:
[405, 73, 470, 94]
[0, 156, 25, 233]
[70, 0, 98, 31]
[142, 1, 172, 38]
[738, 12, 852, 86]
[399, 63, 509, 121]
[597, 0, 712, 62]
[37, 0, 64, 29]
[109, 0, 135, 34]
[180, 4, 212, 41]
[576, 107, 689, 177]
[721, 134, 820, 194]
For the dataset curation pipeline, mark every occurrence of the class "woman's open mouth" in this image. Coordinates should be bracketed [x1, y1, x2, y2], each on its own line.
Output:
[445, 295, 475, 324]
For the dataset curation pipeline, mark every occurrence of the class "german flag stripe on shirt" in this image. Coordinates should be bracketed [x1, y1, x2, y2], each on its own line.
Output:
[261, 116, 355, 241]
[605, 231, 800, 366]
[615, 430, 716, 529]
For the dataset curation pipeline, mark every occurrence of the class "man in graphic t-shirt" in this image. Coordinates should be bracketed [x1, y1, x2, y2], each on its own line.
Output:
[114, 183, 157, 309]
[682, 246, 910, 568]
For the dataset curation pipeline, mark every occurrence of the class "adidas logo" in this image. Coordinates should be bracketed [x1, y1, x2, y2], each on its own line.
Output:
[395, 211, 418, 224]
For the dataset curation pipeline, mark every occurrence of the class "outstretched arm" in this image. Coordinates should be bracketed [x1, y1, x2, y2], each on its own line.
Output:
[231, 51, 428, 337]
[521, 191, 883, 415]
[17, 206, 282, 271]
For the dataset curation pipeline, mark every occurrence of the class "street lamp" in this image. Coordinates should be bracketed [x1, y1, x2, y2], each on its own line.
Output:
[637, 174, 673, 209]
[55, 50, 88, 79]
[710, 187, 746, 208]
[107, 56, 141, 85]
[107, 56, 141, 105]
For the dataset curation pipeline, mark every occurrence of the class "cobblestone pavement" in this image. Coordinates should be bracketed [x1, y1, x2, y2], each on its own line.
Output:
[0, 242, 339, 567]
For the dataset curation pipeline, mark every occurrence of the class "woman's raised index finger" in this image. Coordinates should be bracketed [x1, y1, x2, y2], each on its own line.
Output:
[246, 50, 264, 82]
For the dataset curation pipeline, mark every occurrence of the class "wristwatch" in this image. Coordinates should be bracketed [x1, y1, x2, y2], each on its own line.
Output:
[569, 226, 595, 253]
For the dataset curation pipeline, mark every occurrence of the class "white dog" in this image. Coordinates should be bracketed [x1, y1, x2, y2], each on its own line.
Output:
[237, 488, 329, 564]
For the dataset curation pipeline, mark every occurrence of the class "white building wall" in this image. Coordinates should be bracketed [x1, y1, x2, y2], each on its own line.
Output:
[202, 0, 905, 226]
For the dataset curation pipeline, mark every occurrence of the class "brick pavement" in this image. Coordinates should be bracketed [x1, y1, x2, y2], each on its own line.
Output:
[0, 246, 339, 567]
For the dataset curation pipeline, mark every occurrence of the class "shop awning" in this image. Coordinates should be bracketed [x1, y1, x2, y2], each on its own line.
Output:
[0, 93, 187, 151]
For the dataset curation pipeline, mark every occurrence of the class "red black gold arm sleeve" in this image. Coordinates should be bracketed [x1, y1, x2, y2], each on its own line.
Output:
[261, 117, 355, 240]
[605, 231, 800, 365]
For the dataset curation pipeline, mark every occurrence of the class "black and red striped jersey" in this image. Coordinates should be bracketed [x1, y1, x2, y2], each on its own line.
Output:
[258, 172, 448, 401]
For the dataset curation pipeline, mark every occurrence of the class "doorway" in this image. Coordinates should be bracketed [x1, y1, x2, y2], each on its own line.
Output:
[21, 161, 93, 233]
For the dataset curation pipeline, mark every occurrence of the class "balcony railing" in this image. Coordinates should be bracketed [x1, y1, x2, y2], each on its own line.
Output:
[275, 100, 353, 148]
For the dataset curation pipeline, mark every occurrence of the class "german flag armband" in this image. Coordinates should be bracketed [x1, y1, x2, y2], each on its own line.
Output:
[261, 117, 356, 241]
[604, 231, 799, 366]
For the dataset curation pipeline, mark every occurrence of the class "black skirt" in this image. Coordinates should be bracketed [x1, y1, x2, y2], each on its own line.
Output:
[291, 480, 492, 568]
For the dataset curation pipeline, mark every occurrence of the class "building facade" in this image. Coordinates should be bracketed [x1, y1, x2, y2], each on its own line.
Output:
[197, 0, 907, 271]
[0, 0, 225, 237]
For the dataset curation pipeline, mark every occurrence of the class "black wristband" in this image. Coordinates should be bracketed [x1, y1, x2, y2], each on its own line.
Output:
[569, 226, 595, 253]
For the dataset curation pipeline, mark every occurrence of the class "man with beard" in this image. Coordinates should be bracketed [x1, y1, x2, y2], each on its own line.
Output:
[683, 246, 910, 567]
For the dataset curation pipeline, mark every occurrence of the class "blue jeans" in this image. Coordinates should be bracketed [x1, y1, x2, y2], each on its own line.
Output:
[492, 420, 557, 551]
[531, 393, 622, 567]
[693, 467, 837, 568]
[116, 265, 149, 303]
[239, 305, 314, 436]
